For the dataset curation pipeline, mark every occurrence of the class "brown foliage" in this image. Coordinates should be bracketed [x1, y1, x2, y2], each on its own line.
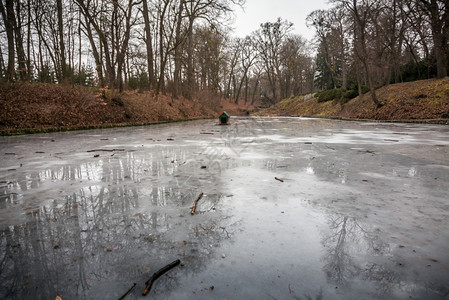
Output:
[0, 82, 129, 130]
[259, 78, 449, 122]
[0, 83, 231, 132]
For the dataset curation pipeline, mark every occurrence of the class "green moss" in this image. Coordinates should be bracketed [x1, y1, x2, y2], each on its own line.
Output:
[280, 97, 296, 106]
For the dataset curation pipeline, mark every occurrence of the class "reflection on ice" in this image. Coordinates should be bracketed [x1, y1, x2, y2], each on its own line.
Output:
[0, 179, 235, 299]
[1, 117, 449, 299]
[321, 215, 394, 290]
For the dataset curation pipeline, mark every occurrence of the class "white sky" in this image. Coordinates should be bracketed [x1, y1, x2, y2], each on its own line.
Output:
[232, 0, 331, 41]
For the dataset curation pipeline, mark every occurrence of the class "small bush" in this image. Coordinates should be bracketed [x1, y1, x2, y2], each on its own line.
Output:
[340, 85, 370, 103]
[342, 89, 359, 101]
[315, 88, 344, 103]
[315, 85, 371, 104]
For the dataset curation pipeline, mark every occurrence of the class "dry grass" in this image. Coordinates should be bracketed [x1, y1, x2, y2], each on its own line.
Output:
[259, 78, 449, 122]
[3, 78, 446, 135]
[0, 82, 256, 134]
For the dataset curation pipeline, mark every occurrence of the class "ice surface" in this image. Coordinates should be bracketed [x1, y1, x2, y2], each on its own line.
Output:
[0, 117, 448, 299]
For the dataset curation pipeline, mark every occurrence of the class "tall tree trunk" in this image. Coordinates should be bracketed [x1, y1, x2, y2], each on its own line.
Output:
[323, 39, 336, 89]
[431, 30, 447, 78]
[116, 0, 134, 92]
[0, 0, 16, 81]
[419, 0, 448, 78]
[226, 50, 239, 97]
[27, 0, 31, 80]
[352, 0, 380, 107]
[251, 77, 259, 105]
[142, 0, 155, 90]
[235, 65, 251, 104]
[76, 0, 116, 88]
[340, 30, 347, 90]
[82, 15, 104, 86]
[57, 0, 67, 83]
[156, 0, 169, 95]
[429, 0, 447, 78]
[266, 67, 277, 103]
[78, 9, 82, 83]
[244, 75, 249, 104]
[173, 0, 185, 98]
[341, 60, 348, 90]
[355, 57, 363, 97]
[186, 15, 195, 99]
[14, 0, 28, 80]
[0, 44, 5, 76]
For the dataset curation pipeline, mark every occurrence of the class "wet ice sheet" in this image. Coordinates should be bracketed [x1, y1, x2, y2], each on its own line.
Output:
[0, 117, 448, 299]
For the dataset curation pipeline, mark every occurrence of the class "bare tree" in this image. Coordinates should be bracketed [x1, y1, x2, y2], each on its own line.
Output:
[183, 0, 245, 99]
[255, 18, 294, 102]
[56, 0, 67, 82]
[335, 0, 381, 107]
[416, 0, 448, 78]
[75, 0, 140, 91]
[233, 36, 257, 103]
[142, 0, 155, 90]
[0, 0, 17, 81]
[224, 38, 240, 98]
[280, 34, 310, 97]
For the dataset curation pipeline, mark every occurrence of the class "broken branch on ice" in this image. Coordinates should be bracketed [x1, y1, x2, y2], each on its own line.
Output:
[191, 192, 204, 215]
[275, 177, 284, 182]
[142, 259, 181, 296]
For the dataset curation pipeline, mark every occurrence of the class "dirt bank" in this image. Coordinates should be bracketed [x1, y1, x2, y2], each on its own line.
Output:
[257, 78, 449, 124]
[2, 78, 448, 135]
[0, 82, 254, 135]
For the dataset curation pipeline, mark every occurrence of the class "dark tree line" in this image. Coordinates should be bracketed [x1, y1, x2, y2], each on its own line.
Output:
[0, 0, 447, 104]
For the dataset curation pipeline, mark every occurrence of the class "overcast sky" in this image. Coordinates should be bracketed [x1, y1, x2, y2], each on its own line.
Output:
[232, 0, 331, 41]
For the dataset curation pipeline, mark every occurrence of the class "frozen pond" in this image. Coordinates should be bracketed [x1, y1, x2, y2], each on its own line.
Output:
[1, 117, 448, 299]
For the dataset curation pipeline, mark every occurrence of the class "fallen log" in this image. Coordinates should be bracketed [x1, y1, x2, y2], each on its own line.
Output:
[142, 259, 181, 296]
[275, 177, 284, 182]
[191, 193, 204, 215]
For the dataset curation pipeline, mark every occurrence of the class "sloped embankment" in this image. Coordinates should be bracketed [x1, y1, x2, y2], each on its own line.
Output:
[259, 78, 449, 122]
[0, 82, 217, 134]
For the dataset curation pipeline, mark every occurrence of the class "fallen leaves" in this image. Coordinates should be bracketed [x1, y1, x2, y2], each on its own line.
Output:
[0, 82, 219, 133]
[258, 78, 449, 121]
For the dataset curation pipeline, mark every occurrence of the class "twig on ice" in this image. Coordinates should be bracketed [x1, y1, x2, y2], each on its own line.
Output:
[118, 282, 136, 300]
[86, 149, 125, 152]
[142, 259, 181, 296]
[191, 192, 204, 215]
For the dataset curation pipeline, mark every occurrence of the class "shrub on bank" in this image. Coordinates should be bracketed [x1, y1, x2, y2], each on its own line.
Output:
[315, 86, 370, 103]
[315, 88, 344, 102]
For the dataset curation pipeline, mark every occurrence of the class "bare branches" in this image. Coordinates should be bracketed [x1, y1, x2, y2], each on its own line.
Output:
[1, 0, 445, 100]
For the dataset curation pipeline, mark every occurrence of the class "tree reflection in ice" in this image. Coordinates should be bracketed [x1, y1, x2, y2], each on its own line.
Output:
[321, 214, 397, 293]
[0, 149, 236, 299]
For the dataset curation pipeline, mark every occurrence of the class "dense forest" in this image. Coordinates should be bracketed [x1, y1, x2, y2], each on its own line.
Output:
[0, 0, 448, 106]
